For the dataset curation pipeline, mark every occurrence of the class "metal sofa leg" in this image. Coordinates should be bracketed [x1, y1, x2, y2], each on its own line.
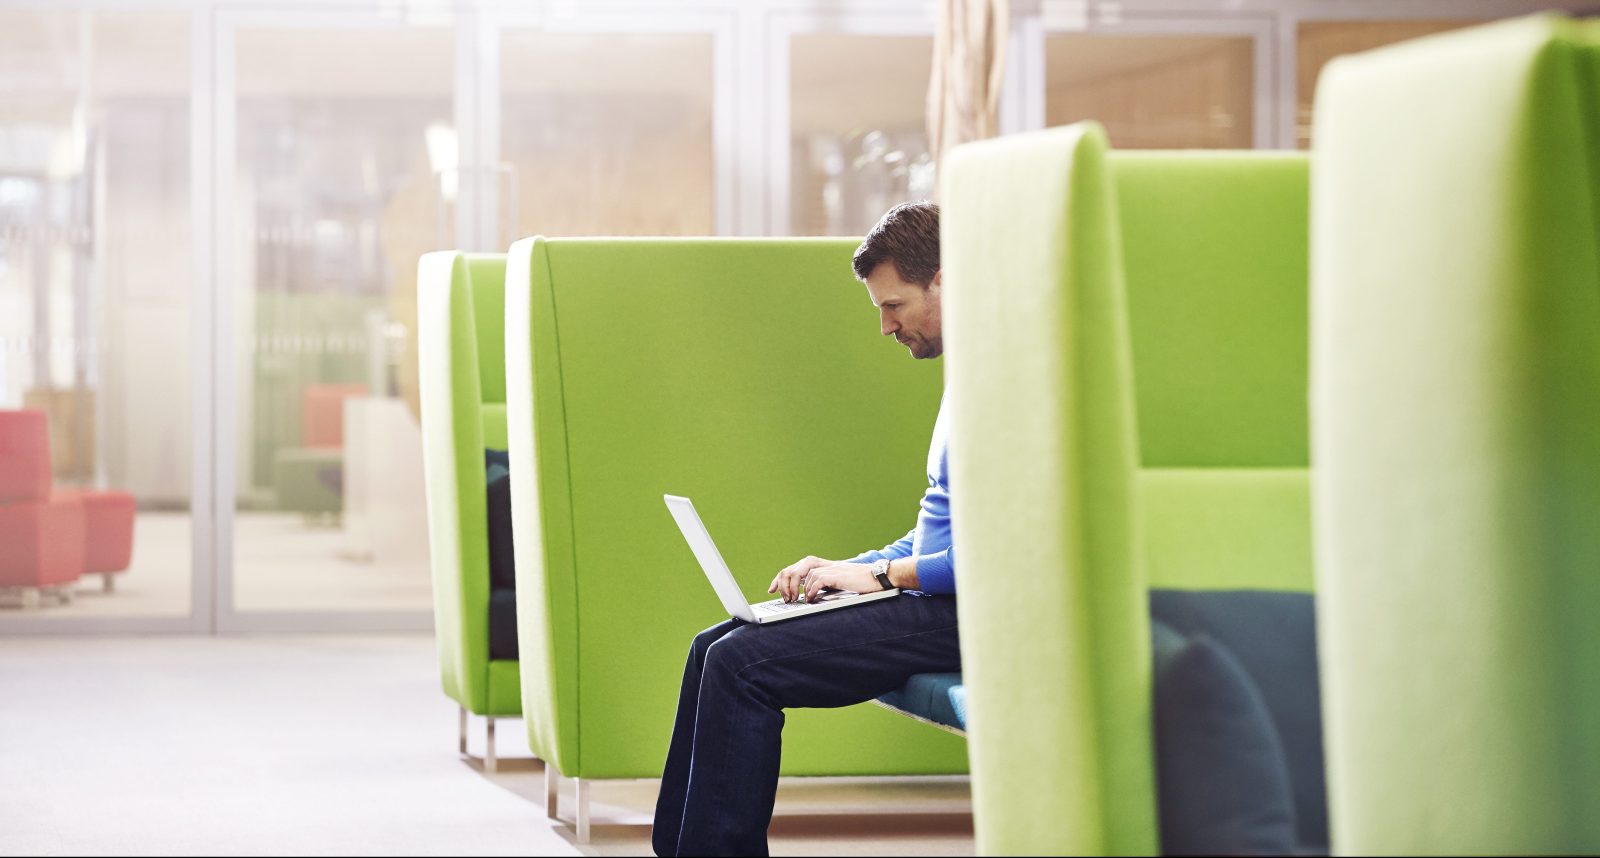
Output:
[458, 707, 468, 756]
[485, 716, 497, 773]
[576, 777, 590, 844]
[545, 765, 559, 819]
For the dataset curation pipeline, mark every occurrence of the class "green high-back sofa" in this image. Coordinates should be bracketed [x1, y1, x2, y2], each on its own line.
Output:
[418, 251, 528, 770]
[504, 237, 969, 837]
[942, 126, 1312, 855]
[1311, 15, 1600, 854]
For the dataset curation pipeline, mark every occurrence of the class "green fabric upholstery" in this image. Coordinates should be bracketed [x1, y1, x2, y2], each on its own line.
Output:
[942, 125, 1311, 854]
[504, 236, 969, 780]
[418, 251, 523, 722]
[1140, 470, 1312, 592]
[271, 447, 342, 516]
[1311, 15, 1600, 853]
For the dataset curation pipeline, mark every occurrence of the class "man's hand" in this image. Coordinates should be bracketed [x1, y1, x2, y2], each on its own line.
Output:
[770, 556, 835, 603]
[800, 562, 885, 603]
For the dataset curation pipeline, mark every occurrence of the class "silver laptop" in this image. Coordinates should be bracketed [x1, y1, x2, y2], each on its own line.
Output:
[664, 494, 899, 624]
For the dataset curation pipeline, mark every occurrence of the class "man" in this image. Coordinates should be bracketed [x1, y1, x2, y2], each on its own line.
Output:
[652, 202, 960, 857]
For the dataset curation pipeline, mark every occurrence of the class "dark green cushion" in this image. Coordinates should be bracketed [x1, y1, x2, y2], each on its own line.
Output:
[485, 450, 515, 592]
[485, 449, 517, 660]
[489, 589, 518, 661]
[1151, 589, 1326, 851]
[1151, 617, 1297, 856]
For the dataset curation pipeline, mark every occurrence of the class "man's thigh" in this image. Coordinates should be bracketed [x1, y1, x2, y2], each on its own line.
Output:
[706, 595, 961, 710]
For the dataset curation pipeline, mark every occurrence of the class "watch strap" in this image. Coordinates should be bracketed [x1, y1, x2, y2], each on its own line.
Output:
[872, 559, 894, 591]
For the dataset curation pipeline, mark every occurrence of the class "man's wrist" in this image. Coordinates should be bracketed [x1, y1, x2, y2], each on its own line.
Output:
[886, 557, 919, 591]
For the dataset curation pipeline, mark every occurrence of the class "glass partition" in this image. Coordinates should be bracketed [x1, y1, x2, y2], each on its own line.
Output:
[0, 9, 194, 621]
[228, 25, 452, 615]
[499, 30, 715, 239]
[1045, 33, 1255, 149]
[789, 34, 934, 236]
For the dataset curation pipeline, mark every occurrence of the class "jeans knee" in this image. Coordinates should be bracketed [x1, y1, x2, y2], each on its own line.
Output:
[702, 625, 760, 679]
[690, 620, 738, 667]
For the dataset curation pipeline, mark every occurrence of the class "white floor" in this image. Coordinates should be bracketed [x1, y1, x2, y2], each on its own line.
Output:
[0, 634, 974, 856]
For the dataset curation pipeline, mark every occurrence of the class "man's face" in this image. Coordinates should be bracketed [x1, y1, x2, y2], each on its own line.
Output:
[864, 263, 943, 359]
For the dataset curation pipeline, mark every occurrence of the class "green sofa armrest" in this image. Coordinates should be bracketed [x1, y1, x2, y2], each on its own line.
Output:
[1311, 14, 1600, 853]
[419, 251, 523, 722]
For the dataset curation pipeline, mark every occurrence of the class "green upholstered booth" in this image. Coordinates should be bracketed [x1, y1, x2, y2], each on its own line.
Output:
[1311, 15, 1600, 854]
[942, 125, 1312, 855]
[418, 251, 527, 772]
[504, 236, 969, 840]
[271, 447, 342, 518]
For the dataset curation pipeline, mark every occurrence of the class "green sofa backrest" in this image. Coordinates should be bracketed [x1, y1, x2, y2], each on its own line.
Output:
[1117, 152, 1313, 593]
[419, 251, 520, 717]
[1312, 15, 1600, 853]
[506, 237, 969, 779]
[943, 125, 1312, 855]
[1117, 153, 1309, 470]
[468, 255, 510, 450]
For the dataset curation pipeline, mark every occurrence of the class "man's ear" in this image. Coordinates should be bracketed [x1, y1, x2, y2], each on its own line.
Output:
[929, 269, 942, 290]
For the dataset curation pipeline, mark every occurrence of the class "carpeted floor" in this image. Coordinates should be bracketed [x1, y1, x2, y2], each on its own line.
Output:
[0, 634, 973, 856]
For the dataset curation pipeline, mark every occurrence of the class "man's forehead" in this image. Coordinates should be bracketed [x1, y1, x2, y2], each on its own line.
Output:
[864, 268, 920, 304]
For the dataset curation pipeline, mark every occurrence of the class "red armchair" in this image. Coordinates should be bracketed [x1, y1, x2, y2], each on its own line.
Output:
[0, 410, 87, 605]
[0, 409, 137, 605]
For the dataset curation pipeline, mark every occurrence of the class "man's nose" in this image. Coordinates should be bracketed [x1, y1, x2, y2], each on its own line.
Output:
[880, 313, 897, 336]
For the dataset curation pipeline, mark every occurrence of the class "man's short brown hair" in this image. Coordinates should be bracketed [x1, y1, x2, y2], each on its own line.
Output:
[852, 201, 940, 287]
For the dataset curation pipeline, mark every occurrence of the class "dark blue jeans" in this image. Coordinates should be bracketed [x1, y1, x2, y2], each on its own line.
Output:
[652, 594, 962, 857]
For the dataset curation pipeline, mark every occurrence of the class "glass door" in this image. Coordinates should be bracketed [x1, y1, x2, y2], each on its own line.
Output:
[0, 8, 203, 632]
[214, 10, 460, 630]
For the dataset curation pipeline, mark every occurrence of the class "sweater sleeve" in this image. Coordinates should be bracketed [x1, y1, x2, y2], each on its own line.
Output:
[848, 528, 916, 565]
[914, 545, 956, 594]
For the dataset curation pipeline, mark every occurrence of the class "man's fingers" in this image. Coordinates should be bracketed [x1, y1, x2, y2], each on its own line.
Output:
[774, 558, 814, 598]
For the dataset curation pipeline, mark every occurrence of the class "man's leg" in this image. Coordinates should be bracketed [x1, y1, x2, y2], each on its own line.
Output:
[652, 619, 742, 856]
[671, 595, 961, 857]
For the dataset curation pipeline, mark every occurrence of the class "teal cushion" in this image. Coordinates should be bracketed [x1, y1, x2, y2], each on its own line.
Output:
[878, 673, 966, 731]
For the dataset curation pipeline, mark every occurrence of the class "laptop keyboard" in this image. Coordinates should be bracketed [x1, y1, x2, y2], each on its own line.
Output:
[755, 599, 815, 613]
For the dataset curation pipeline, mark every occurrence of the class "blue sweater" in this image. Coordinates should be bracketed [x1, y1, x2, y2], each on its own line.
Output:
[849, 394, 955, 594]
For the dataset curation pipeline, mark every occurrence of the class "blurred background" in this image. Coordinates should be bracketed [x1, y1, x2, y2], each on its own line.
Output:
[0, 0, 1575, 635]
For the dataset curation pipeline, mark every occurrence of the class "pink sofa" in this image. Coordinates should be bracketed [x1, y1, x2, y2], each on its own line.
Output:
[59, 488, 137, 592]
[302, 383, 367, 449]
[0, 409, 137, 603]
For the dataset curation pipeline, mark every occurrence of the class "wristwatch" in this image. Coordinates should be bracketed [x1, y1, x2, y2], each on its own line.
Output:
[870, 559, 894, 591]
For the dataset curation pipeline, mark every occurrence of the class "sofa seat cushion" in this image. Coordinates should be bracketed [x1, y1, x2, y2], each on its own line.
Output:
[1139, 469, 1312, 592]
[69, 490, 136, 574]
[0, 495, 85, 587]
[876, 672, 966, 733]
